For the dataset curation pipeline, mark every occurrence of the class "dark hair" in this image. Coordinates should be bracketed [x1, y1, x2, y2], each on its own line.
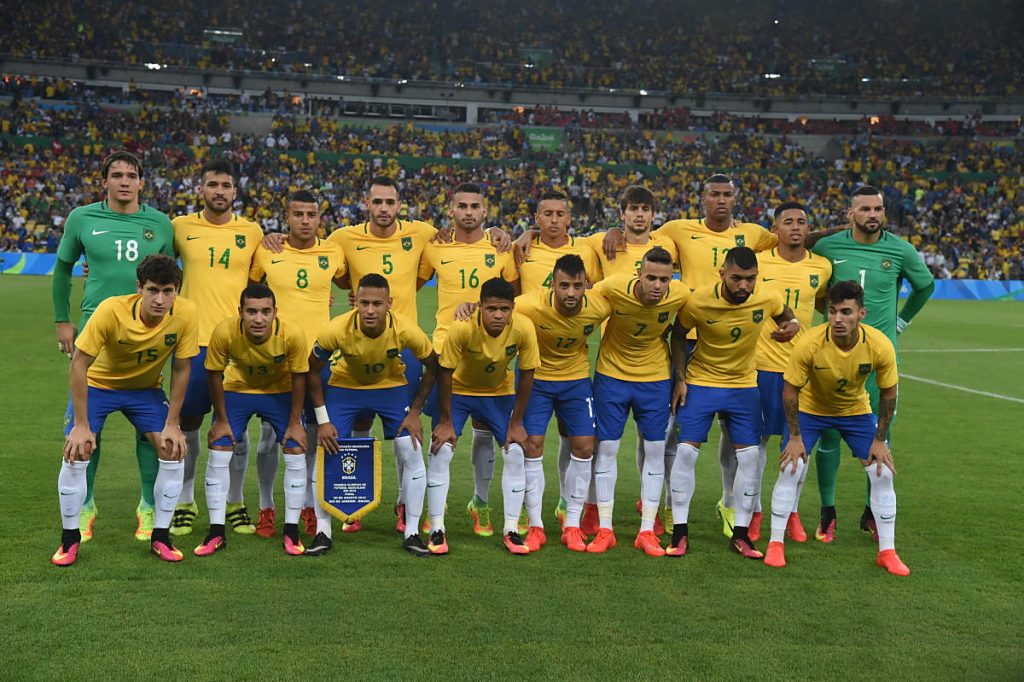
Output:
[200, 157, 235, 181]
[287, 189, 318, 207]
[552, 254, 586, 279]
[828, 280, 864, 307]
[480, 277, 515, 303]
[852, 185, 882, 199]
[723, 246, 758, 270]
[240, 283, 275, 307]
[136, 254, 181, 287]
[619, 184, 656, 211]
[368, 175, 401, 196]
[358, 273, 390, 292]
[451, 182, 483, 198]
[774, 201, 807, 218]
[101, 150, 143, 180]
[642, 246, 673, 267]
[537, 190, 569, 205]
[703, 174, 734, 190]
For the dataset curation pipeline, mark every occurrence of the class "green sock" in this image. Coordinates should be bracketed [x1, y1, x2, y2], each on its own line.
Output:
[136, 434, 159, 509]
[814, 429, 842, 508]
[83, 433, 102, 508]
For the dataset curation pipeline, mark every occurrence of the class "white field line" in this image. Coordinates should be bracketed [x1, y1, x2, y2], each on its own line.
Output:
[899, 373, 1024, 404]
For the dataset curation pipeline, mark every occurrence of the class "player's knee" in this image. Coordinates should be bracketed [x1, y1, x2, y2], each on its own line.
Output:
[675, 442, 700, 468]
[571, 442, 594, 460]
[735, 445, 759, 469]
[471, 426, 491, 441]
[283, 453, 305, 470]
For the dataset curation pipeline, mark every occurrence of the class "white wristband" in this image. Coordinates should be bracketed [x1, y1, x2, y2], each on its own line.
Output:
[314, 405, 329, 425]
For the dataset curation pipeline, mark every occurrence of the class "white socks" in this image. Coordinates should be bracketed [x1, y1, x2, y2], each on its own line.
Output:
[256, 420, 278, 510]
[733, 445, 761, 528]
[718, 425, 737, 508]
[525, 456, 545, 529]
[154, 459, 184, 529]
[282, 453, 306, 525]
[867, 464, 897, 552]
[594, 439, 620, 529]
[227, 431, 250, 504]
[395, 436, 426, 538]
[311, 464, 332, 538]
[556, 436, 571, 501]
[669, 443, 700, 524]
[427, 442, 454, 532]
[204, 450, 232, 525]
[501, 444, 527, 534]
[57, 460, 89, 529]
[303, 423, 318, 509]
[769, 458, 805, 543]
[639, 439, 666, 532]
[564, 455, 592, 528]
[179, 428, 201, 504]
[471, 428, 495, 503]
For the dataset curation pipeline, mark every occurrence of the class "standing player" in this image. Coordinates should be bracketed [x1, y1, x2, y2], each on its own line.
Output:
[249, 191, 346, 538]
[427, 278, 539, 555]
[810, 186, 934, 541]
[193, 284, 310, 557]
[171, 158, 264, 537]
[53, 255, 196, 566]
[52, 150, 176, 542]
[516, 190, 601, 291]
[669, 247, 797, 558]
[588, 247, 690, 556]
[764, 280, 908, 576]
[306, 274, 439, 556]
[418, 183, 519, 537]
[586, 185, 677, 280]
[750, 202, 832, 541]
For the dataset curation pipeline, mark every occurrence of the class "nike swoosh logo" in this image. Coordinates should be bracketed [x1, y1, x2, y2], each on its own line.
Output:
[771, 512, 788, 518]
[412, 474, 425, 481]
[118, 340, 131, 345]
[814, 365, 829, 370]
[879, 514, 895, 520]
[614, 311, 629, 316]
[91, 229, 110, 236]
[833, 259, 848, 264]
[706, 319, 720, 324]
[645, 472, 661, 477]
[271, 259, 285, 264]
[570, 495, 585, 500]
[356, 246, 371, 250]
[690, 236, 702, 240]
[441, 259, 455, 265]
[538, 325, 552, 330]
[511, 488, 525, 493]
[763, 277, 775, 282]
[186, 236, 200, 240]
[595, 470, 610, 475]
[670, 488, 686, 493]
[426, 483, 443, 488]
[743, 492, 756, 496]
[59, 491, 75, 496]
[466, 348, 481, 354]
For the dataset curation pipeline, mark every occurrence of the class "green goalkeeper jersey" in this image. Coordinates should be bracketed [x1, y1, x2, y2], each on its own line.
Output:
[812, 229, 934, 343]
[55, 201, 174, 326]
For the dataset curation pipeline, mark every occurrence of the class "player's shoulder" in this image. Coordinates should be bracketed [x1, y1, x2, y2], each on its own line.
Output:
[94, 292, 133, 317]
[406, 219, 437, 237]
[510, 311, 538, 336]
[593, 271, 631, 294]
[690, 282, 720, 302]
[137, 203, 173, 226]
[171, 212, 200, 228]
[657, 218, 694, 235]
[795, 322, 830, 352]
[390, 309, 422, 333]
[861, 323, 895, 352]
[880, 230, 918, 255]
[813, 228, 851, 249]
[514, 288, 546, 312]
[207, 311, 236, 337]
[233, 214, 263, 234]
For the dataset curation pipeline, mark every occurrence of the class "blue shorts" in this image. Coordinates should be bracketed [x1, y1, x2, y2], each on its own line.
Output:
[181, 346, 211, 417]
[402, 348, 423, 405]
[211, 391, 303, 449]
[325, 385, 410, 440]
[783, 412, 878, 460]
[434, 393, 515, 444]
[676, 385, 761, 446]
[593, 373, 671, 442]
[523, 378, 595, 437]
[758, 370, 786, 437]
[64, 387, 168, 436]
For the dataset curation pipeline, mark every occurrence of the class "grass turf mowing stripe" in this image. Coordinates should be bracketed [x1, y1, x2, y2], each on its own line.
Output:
[899, 373, 1024, 404]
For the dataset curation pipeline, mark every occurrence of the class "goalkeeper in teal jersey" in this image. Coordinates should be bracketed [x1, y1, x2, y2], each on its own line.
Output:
[52, 151, 175, 543]
[810, 185, 934, 542]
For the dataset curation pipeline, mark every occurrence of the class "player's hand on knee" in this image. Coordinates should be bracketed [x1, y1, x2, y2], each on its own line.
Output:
[318, 423, 340, 454]
[505, 422, 527, 450]
[63, 426, 95, 462]
[867, 439, 896, 475]
[261, 232, 286, 253]
[161, 425, 188, 461]
[430, 423, 456, 453]
[779, 438, 806, 474]
[207, 420, 235, 448]
[398, 413, 424, 449]
[284, 421, 307, 451]
[55, 322, 77, 358]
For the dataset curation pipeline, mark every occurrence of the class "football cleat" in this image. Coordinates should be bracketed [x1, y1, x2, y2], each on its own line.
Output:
[300, 507, 317, 537]
[169, 501, 197, 537]
[402, 534, 432, 557]
[554, 498, 567, 530]
[860, 507, 879, 542]
[79, 503, 97, 543]
[151, 539, 184, 562]
[304, 532, 333, 556]
[255, 508, 276, 538]
[876, 549, 910, 576]
[730, 536, 764, 560]
[580, 503, 600, 536]
[524, 526, 547, 552]
[342, 519, 362, 533]
[764, 541, 786, 567]
[786, 513, 808, 543]
[194, 533, 226, 557]
[561, 527, 587, 552]
[428, 530, 448, 555]
[716, 499, 735, 539]
[466, 496, 493, 537]
[283, 534, 305, 556]
[395, 504, 407, 534]
[503, 531, 530, 555]
[51, 541, 80, 567]
[226, 503, 255, 534]
[634, 530, 666, 557]
[815, 517, 836, 544]
[585, 528, 617, 554]
[748, 512, 763, 542]
[135, 503, 155, 541]
[666, 525, 688, 557]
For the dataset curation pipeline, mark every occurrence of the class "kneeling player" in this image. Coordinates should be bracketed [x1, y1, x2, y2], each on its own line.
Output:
[307, 274, 439, 556]
[764, 281, 907, 576]
[53, 255, 196, 565]
[428, 278, 539, 555]
[194, 284, 309, 557]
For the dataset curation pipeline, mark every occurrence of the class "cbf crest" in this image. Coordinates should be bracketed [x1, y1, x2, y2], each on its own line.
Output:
[583, 324, 594, 335]
[485, 254, 495, 268]
[164, 333, 177, 346]
[318, 255, 330, 270]
[734, 235, 746, 247]
[401, 236, 413, 251]
[143, 228, 155, 241]
[858, 363, 872, 375]
[505, 344, 517, 356]
[752, 309, 764, 323]
[235, 234, 247, 248]
[881, 258, 893, 270]
[809, 274, 819, 288]
[658, 312, 669, 323]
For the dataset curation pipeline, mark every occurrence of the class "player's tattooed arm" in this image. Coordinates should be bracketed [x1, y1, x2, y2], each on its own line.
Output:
[779, 381, 806, 473]
[803, 226, 844, 249]
[875, 385, 898, 443]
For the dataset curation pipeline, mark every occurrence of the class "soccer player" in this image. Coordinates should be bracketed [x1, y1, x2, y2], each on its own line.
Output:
[52, 150, 176, 542]
[810, 186, 935, 541]
[193, 284, 310, 557]
[588, 247, 690, 556]
[172, 158, 264, 537]
[53, 255, 196, 566]
[516, 190, 601, 291]
[669, 246, 797, 558]
[305, 274, 439, 556]
[418, 183, 519, 537]
[750, 202, 832, 541]
[763, 280, 908, 576]
[427, 278, 539, 555]
[586, 184, 677, 280]
[249, 190, 346, 538]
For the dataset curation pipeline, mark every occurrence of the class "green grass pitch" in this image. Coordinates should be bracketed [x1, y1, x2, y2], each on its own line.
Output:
[0, 274, 1021, 680]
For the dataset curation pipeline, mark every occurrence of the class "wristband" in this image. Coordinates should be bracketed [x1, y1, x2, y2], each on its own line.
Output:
[314, 405, 329, 425]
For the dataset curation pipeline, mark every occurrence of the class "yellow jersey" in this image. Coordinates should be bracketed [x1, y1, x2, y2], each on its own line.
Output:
[519, 235, 602, 292]
[173, 212, 264, 345]
[75, 294, 199, 390]
[205, 317, 309, 394]
[513, 288, 612, 381]
[440, 312, 540, 396]
[418, 239, 519, 352]
[582, 231, 679, 281]
[658, 219, 777, 290]
[249, 239, 346, 353]
[785, 323, 899, 417]
[314, 309, 433, 390]
[592, 273, 690, 382]
[327, 220, 436, 325]
[755, 249, 833, 372]
[679, 282, 786, 388]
